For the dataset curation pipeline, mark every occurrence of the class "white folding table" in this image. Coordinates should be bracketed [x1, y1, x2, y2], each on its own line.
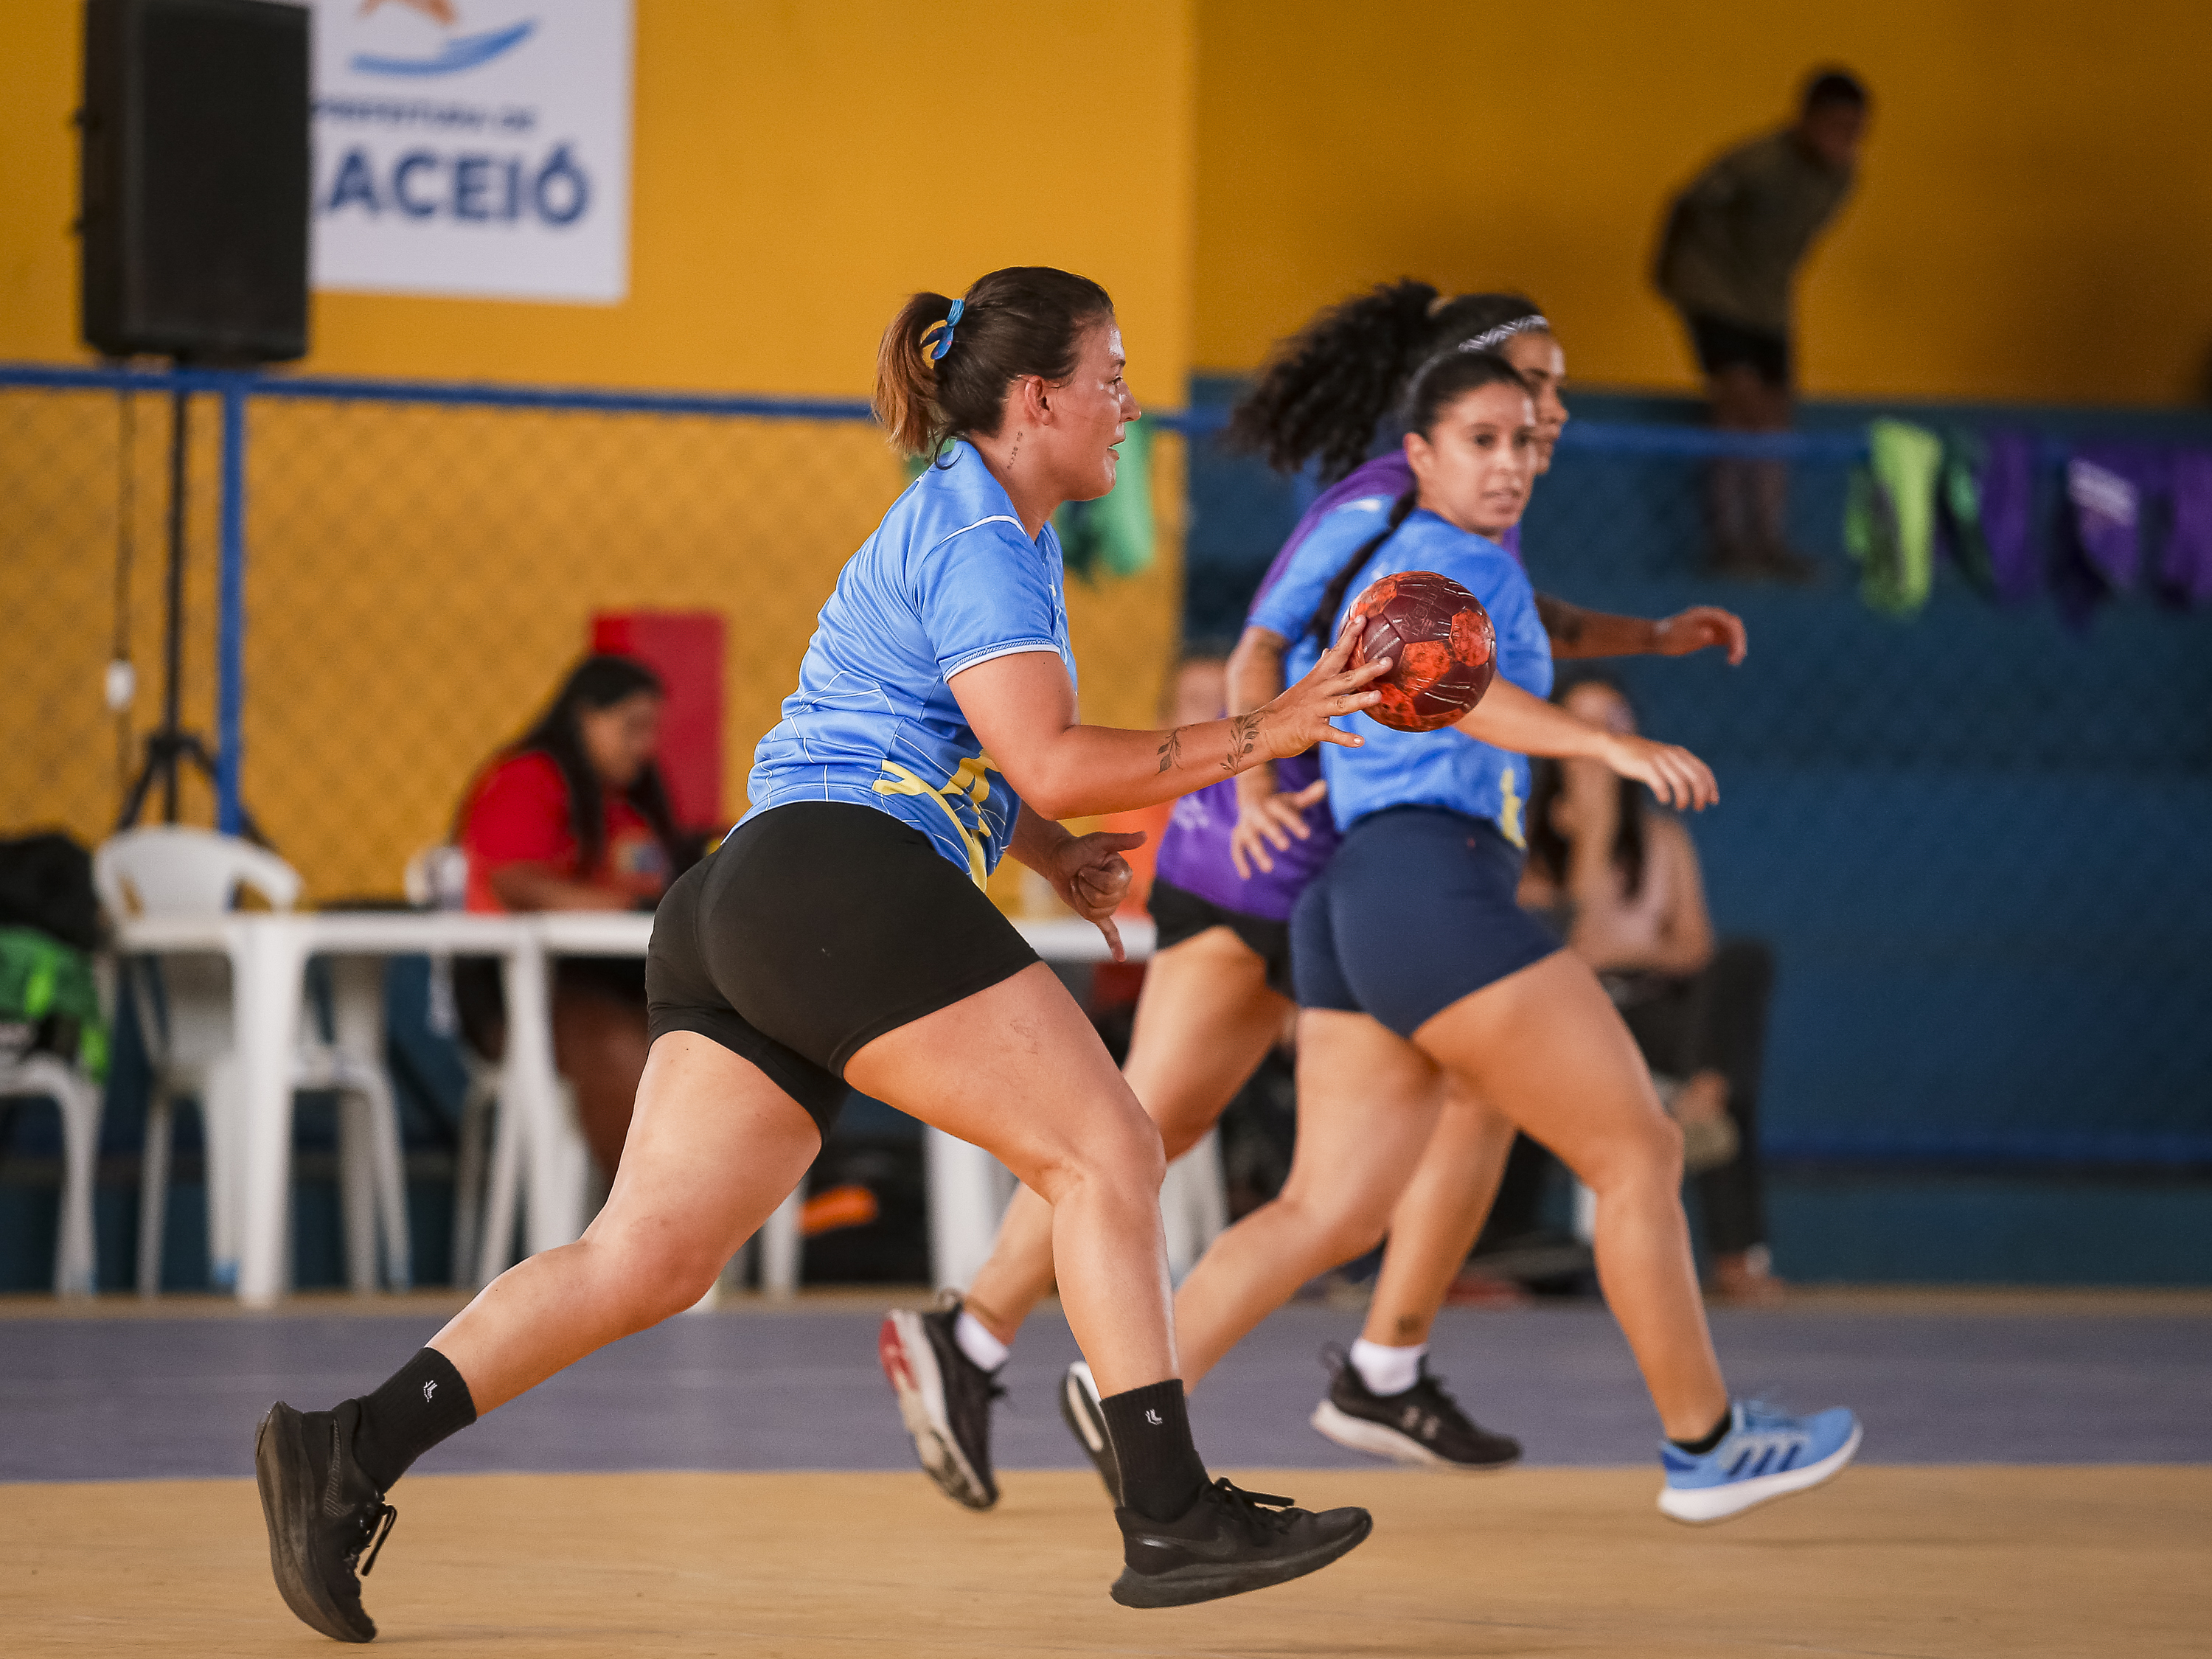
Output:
[114, 908, 1161, 1304]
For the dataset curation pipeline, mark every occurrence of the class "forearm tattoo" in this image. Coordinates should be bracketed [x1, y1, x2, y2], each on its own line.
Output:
[1220, 712, 1265, 773]
[1155, 727, 1186, 773]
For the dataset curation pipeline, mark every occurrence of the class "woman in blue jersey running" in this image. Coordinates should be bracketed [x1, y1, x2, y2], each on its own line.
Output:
[250, 267, 1390, 1640]
[1157, 347, 1860, 1524]
[886, 282, 1750, 1502]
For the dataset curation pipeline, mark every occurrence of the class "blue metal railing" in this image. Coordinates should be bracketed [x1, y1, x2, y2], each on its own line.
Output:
[4, 358, 1879, 844]
[14, 359, 2196, 1176]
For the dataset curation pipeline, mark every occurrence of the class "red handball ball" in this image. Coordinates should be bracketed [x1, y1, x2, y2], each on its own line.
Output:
[1344, 569, 1498, 733]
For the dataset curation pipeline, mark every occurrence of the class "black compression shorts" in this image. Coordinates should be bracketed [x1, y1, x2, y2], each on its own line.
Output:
[646, 801, 1041, 1138]
[1146, 876, 1296, 1001]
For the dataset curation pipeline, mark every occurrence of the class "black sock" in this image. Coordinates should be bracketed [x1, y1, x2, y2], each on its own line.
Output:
[1670, 1406, 1733, 1457]
[1099, 1380, 1208, 1522]
[347, 1347, 478, 1492]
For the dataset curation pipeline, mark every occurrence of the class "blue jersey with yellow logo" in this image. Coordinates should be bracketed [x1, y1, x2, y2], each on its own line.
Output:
[745, 440, 1074, 882]
[1286, 507, 1552, 844]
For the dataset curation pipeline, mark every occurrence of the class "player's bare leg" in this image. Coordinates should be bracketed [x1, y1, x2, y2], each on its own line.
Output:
[1172, 1010, 1448, 1387]
[962, 928, 1290, 1346]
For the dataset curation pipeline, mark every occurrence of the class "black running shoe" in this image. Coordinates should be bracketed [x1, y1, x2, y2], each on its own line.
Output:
[879, 1300, 1004, 1511]
[1111, 1478, 1372, 1608]
[254, 1399, 397, 1644]
[1309, 1344, 1520, 1471]
[1056, 1360, 1122, 1505]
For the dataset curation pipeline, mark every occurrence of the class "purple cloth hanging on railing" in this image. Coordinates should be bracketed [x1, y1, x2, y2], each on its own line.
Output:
[2067, 445, 2167, 591]
[1976, 431, 2041, 605]
[2053, 443, 2168, 630]
[2160, 451, 2212, 609]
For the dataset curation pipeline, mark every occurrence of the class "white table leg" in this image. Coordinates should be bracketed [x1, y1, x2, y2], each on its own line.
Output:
[1161, 1127, 1228, 1283]
[330, 955, 411, 1290]
[501, 939, 589, 1260]
[759, 1186, 804, 1298]
[924, 1126, 1010, 1293]
[234, 919, 307, 1304]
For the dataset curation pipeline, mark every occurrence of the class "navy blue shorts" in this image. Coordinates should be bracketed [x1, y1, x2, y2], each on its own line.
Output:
[1291, 807, 1560, 1037]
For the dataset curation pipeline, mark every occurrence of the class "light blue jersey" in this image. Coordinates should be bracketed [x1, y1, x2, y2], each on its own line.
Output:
[1247, 487, 1404, 676]
[1303, 508, 1552, 844]
[746, 441, 1075, 883]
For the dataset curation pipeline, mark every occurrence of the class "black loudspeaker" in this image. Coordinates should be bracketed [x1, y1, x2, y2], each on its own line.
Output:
[80, 0, 310, 363]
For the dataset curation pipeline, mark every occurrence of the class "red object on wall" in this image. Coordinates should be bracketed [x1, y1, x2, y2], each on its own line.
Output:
[591, 611, 725, 830]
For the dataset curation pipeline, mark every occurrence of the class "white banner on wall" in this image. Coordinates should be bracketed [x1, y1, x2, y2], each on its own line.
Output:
[308, 0, 633, 304]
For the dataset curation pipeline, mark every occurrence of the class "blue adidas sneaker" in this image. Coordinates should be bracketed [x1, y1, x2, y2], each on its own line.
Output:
[1658, 1400, 1862, 1523]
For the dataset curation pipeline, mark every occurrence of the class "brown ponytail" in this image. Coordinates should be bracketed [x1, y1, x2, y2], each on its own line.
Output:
[874, 291, 959, 459]
[871, 266, 1115, 461]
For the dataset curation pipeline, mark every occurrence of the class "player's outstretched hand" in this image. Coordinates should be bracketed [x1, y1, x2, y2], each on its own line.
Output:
[1251, 627, 1389, 764]
[1049, 828, 1146, 961]
[1600, 734, 1719, 811]
[1653, 605, 1748, 664]
[1230, 777, 1329, 880]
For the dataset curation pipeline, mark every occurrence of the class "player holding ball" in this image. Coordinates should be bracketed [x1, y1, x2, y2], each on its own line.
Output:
[1152, 344, 1861, 1523]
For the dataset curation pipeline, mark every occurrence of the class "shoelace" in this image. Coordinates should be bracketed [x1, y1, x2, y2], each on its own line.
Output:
[1203, 1478, 1299, 1539]
[352, 1501, 398, 1577]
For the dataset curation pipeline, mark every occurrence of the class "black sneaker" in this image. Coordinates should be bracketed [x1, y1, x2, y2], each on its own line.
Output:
[878, 1300, 1004, 1511]
[1111, 1478, 1372, 1607]
[1057, 1360, 1122, 1504]
[254, 1399, 397, 1644]
[1309, 1344, 1521, 1471]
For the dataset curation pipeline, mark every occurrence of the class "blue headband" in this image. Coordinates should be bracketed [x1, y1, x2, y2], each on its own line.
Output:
[925, 298, 965, 363]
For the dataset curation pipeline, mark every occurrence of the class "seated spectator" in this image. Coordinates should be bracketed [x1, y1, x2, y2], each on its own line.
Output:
[453, 655, 696, 1177]
[1520, 673, 1783, 1304]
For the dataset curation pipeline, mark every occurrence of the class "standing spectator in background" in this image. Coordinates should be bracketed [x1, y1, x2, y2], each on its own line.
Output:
[1521, 675, 1782, 1304]
[454, 655, 697, 1177]
[1655, 67, 1870, 581]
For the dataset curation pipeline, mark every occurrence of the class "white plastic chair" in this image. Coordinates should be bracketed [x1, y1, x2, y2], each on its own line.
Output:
[0, 1051, 102, 1295]
[97, 827, 411, 1295]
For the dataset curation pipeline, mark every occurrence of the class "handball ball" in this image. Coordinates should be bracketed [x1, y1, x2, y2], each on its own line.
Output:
[1345, 570, 1497, 733]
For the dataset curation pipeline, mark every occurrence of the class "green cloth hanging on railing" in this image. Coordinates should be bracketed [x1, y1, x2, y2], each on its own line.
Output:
[1936, 427, 1998, 598]
[1053, 422, 1156, 582]
[902, 425, 1156, 583]
[1844, 418, 1944, 616]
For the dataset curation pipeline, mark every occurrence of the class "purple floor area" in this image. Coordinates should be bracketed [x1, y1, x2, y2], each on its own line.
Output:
[4, 1299, 2207, 1484]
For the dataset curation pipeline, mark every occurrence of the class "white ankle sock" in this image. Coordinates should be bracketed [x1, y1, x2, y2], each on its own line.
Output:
[953, 1309, 1010, 1373]
[1349, 1338, 1425, 1397]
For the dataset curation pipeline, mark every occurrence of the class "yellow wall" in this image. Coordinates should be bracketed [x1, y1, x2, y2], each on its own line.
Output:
[4, 0, 1196, 397]
[1, 1, 1194, 898]
[1194, 0, 2212, 405]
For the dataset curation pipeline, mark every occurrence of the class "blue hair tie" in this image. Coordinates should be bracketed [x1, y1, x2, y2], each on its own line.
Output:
[925, 298, 964, 362]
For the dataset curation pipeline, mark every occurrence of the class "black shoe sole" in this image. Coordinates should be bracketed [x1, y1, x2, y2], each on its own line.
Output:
[254, 1402, 377, 1643]
[1057, 1366, 1122, 1506]
[1110, 1509, 1374, 1609]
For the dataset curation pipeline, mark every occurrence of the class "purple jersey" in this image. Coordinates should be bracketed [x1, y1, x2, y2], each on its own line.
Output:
[1152, 454, 1523, 921]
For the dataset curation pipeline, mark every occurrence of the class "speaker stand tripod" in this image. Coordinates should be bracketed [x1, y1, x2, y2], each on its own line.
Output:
[115, 379, 265, 844]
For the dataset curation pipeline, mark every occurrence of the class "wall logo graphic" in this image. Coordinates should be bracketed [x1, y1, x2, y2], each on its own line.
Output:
[351, 19, 535, 79]
[310, 0, 632, 303]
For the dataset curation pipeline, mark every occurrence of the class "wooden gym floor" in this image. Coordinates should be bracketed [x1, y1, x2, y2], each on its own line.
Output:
[4, 1290, 2208, 1654]
[7, 1465, 2208, 1655]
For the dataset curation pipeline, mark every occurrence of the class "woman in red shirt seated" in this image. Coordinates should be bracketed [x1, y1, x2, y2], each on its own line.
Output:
[454, 655, 697, 1175]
